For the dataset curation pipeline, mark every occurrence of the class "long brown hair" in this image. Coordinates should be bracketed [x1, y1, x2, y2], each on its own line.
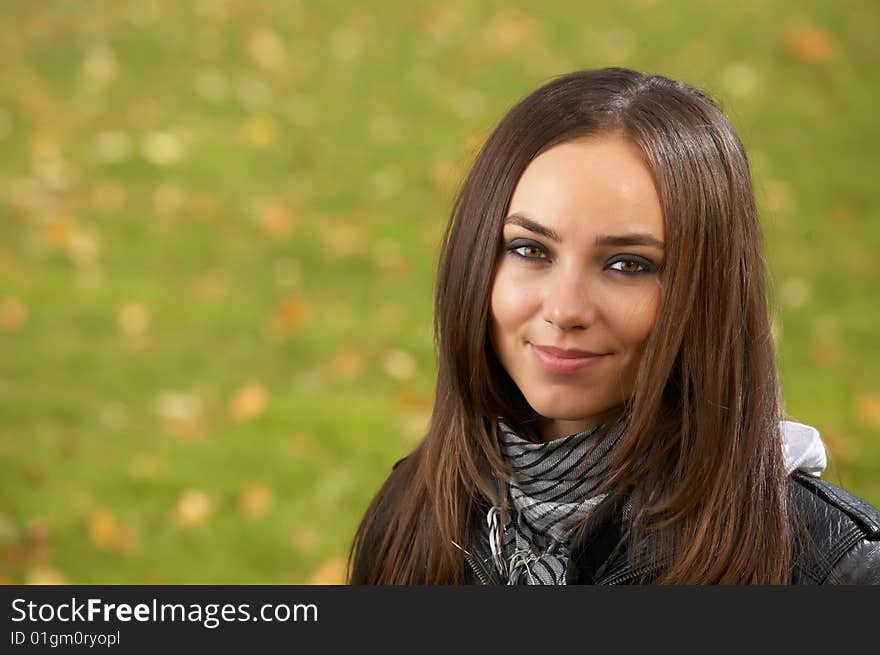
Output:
[349, 67, 791, 584]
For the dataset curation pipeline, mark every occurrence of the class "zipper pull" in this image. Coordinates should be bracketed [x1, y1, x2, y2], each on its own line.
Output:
[451, 540, 491, 585]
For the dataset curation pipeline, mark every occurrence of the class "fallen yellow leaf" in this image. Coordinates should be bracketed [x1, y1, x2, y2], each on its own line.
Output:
[248, 26, 286, 71]
[87, 507, 119, 549]
[257, 200, 295, 239]
[382, 349, 416, 381]
[267, 295, 312, 337]
[228, 381, 269, 420]
[308, 555, 348, 585]
[238, 480, 273, 519]
[317, 221, 363, 259]
[116, 302, 150, 337]
[155, 390, 205, 440]
[26, 565, 68, 585]
[240, 115, 279, 149]
[175, 490, 213, 528]
[782, 22, 835, 63]
[30, 130, 60, 159]
[0, 297, 28, 333]
[854, 393, 880, 428]
[141, 131, 184, 166]
[82, 44, 117, 83]
[46, 214, 76, 250]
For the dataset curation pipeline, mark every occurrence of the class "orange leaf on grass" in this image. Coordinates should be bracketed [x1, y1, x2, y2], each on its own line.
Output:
[854, 393, 880, 428]
[317, 221, 364, 259]
[382, 349, 416, 381]
[237, 481, 274, 519]
[26, 565, 68, 585]
[240, 115, 279, 149]
[141, 131, 185, 167]
[155, 390, 206, 441]
[227, 381, 269, 421]
[256, 200, 295, 239]
[248, 26, 286, 71]
[116, 302, 150, 337]
[308, 555, 348, 585]
[782, 23, 835, 63]
[0, 297, 28, 333]
[267, 295, 312, 337]
[175, 490, 213, 528]
[46, 213, 76, 250]
[87, 507, 120, 549]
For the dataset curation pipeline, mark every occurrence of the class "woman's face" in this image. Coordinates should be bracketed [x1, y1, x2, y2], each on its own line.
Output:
[489, 133, 665, 441]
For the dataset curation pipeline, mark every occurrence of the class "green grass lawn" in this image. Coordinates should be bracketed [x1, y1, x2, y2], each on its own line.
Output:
[1, 0, 878, 583]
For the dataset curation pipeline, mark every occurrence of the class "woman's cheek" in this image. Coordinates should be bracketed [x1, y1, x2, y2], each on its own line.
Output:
[613, 287, 661, 343]
[491, 266, 530, 325]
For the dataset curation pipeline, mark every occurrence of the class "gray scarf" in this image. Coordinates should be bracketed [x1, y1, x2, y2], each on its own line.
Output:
[485, 418, 626, 585]
[481, 418, 826, 584]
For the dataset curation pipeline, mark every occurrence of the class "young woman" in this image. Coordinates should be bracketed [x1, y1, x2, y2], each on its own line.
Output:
[349, 68, 880, 584]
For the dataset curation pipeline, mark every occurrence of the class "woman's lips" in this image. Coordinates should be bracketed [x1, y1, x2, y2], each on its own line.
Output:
[529, 343, 609, 375]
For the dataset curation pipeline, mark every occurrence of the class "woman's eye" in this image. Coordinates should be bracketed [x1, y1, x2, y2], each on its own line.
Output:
[508, 243, 547, 260]
[608, 258, 651, 274]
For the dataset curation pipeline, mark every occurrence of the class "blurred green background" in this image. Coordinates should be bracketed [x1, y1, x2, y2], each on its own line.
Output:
[1, 0, 878, 584]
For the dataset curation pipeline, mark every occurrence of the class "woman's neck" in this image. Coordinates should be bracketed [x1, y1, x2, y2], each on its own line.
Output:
[538, 406, 625, 442]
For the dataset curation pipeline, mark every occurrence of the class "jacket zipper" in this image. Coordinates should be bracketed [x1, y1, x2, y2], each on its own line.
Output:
[603, 565, 658, 585]
[452, 540, 491, 585]
[600, 558, 670, 585]
[465, 552, 491, 585]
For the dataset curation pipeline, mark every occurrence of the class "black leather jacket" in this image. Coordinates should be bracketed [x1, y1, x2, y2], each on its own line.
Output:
[459, 472, 880, 584]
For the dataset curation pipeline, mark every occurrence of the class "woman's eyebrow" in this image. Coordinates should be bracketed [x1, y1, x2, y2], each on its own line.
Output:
[504, 213, 664, 249]
[594, 234, 665, 249]
[503, 213, 561, 242]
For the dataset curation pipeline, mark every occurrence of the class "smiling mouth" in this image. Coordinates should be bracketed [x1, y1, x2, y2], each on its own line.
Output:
[529, 343, 610, 375]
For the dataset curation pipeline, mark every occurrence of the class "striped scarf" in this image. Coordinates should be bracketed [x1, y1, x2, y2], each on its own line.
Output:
[485, 418, 625, 585]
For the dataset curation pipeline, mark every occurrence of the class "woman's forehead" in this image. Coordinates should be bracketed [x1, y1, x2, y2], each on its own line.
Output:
[507, 135, 664, 240]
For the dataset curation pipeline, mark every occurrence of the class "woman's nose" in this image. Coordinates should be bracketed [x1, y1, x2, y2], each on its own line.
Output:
[541, 268, 597, 330]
